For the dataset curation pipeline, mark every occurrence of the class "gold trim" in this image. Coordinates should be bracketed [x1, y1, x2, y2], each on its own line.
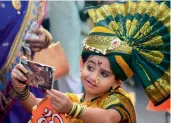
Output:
[83, 35, 132, 55]
[136, 61, 151, 81]
[139, 50, 164, 65]
[88, 1, 170, 33]
[141, 36, 163, 46]
[145, 68, 170, 105]
[102, 89, 136, 122]
[90, 26, 115, 34]
[12, 0, 21, 11]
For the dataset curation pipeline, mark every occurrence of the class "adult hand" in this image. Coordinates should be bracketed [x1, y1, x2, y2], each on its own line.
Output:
[47, 89, 73, 114]
[25, 29, 48, 52]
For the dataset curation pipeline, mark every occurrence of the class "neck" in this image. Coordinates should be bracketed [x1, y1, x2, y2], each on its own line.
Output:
[84, 92, 104, 102]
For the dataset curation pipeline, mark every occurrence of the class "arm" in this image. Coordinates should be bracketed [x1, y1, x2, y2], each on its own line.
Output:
[19, 92, 42, 113]
[47, 89, 121, 123]
[11, 61, 122, 122]
[79, 108, 121, 123]
[11, 57, 42, 113]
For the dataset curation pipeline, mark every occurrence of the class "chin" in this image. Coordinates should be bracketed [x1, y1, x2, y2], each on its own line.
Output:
[84, 86, 101, 96]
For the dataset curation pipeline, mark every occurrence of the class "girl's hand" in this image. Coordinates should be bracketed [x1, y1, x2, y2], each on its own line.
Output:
[46, 89, 73, 114]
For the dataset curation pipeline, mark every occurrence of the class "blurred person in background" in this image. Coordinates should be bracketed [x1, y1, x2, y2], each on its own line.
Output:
[0, 1, 52, 123]
[48, 1, 84, 93]
[48, 1, 103, 94]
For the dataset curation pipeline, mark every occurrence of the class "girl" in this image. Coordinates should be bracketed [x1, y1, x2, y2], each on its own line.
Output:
[11, 54, 136, 123]
[11, 1, 170, 123]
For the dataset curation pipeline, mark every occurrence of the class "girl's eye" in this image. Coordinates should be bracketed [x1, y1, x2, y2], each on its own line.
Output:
[101, 72, 109, 77]
[87, 65, 94, 72]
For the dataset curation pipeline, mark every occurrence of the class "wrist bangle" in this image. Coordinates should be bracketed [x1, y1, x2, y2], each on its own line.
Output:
[66, 103, 87, 119]
[12, 85, 30, 100]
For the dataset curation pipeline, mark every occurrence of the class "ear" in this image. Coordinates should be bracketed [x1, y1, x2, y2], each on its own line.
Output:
[112, 79, 122, 89]
[116, 79, 122, 86]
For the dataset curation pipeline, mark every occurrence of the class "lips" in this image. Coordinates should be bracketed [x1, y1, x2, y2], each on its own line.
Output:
[85, 79, 97, 88]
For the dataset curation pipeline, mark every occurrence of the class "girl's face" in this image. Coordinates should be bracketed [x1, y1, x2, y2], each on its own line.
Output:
[81, 55, 118, 97]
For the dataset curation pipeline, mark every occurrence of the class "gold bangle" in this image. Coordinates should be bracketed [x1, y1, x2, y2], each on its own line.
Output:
[68, 103, 77, 116]
[73, 104, 81, 118]
[77, 106, 84, 118]
[76, 105, 84, 119]
[77, 106, 87, 119]
[12, 85, 30, 100]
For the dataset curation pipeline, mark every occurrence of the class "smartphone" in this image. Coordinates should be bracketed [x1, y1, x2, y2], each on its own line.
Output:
[20, 59, 55, 90]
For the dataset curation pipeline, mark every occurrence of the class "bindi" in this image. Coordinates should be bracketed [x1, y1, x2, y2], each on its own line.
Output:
[97, 60, 102, 66]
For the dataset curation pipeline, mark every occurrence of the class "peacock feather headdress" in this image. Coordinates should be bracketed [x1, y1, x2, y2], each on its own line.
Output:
[82, 0, 170, 106]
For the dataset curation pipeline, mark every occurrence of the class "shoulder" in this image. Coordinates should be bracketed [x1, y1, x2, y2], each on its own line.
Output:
[101, 88, 136, 122]
[102, 88, 132, 107]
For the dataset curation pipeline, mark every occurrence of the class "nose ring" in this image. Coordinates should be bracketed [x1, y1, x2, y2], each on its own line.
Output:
[96, 77, 100, 84]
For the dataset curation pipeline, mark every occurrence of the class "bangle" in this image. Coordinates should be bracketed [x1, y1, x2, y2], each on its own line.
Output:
[68, 103, 77, 116]
[73, 104, 81, 118]
[12, 85, 30, 100]
[66, 103, 87, 119]
[77, 105, 87, 119]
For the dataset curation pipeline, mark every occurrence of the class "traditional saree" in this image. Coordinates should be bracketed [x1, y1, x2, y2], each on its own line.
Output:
[0, 1, 47, 122]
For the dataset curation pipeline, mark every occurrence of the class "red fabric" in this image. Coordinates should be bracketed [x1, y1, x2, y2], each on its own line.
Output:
[147, 98, 170, 113]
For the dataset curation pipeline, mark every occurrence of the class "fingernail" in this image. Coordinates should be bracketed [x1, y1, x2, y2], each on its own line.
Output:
[24, 69, 28, 74]
[24, 77, 27, 81]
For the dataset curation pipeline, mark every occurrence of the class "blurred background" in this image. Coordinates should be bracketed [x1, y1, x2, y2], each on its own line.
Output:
[42, 1, 170, 123]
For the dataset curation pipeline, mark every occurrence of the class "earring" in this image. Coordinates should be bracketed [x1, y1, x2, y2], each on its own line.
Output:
[111, 81, 117, 91]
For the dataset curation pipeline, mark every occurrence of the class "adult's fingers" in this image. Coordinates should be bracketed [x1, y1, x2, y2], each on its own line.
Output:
[31, 29, 42, 35]
[15, 64, 28, 74]
[13, 68, 27, 81]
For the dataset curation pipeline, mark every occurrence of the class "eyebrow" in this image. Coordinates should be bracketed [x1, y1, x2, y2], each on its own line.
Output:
[101, 68, 112, 75]
[87, 60, 96, 65]
[87, 60, 112, 74]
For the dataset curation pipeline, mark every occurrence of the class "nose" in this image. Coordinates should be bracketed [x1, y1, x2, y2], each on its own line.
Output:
[89, 71, 99, 83]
